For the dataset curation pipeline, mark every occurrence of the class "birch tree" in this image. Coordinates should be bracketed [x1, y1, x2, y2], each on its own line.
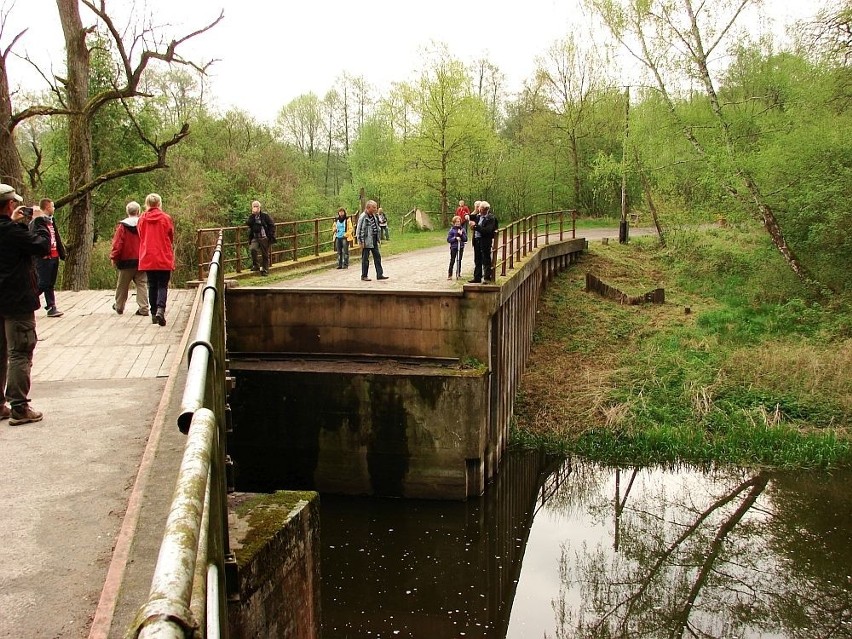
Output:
[586, 0, 820, 288]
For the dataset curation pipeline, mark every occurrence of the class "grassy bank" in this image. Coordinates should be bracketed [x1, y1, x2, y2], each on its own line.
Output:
[513, 225, 852, 468]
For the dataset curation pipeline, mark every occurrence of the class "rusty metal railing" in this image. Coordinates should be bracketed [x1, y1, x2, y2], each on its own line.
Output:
[195, 214, 360, 280]
[493, 209, 577, 277]
[129, 232, 234, 638]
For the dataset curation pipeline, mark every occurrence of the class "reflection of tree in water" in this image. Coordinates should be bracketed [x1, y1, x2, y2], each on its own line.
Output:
[548, 465, 852, 639]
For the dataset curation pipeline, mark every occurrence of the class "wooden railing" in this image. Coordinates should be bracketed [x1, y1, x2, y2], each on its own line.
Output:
[195, 215, 356, 281]
[492, 209, 577, 277]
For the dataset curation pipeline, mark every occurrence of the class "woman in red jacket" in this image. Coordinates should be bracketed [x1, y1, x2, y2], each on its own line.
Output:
[137, 193, 175, 327]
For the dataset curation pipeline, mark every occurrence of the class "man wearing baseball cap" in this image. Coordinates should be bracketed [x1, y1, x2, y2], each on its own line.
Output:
[0, 184, 51, 425]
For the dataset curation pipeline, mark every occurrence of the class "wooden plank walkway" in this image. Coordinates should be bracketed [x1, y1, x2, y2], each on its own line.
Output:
[32, 288, 197, 382]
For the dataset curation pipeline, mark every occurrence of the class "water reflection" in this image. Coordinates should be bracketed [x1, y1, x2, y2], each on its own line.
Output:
[320, 452, 852, 638]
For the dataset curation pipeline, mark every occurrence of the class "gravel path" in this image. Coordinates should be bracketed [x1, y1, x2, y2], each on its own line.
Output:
[274, 226, 656, 290]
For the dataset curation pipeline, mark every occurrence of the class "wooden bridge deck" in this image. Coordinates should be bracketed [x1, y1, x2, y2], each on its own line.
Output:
[32, 288, 197, 382]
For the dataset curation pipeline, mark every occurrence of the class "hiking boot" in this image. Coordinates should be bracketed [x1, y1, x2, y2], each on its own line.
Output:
[46, 307, 63, 318]
[0, 404, 10, 420]
[135, 308, 150, 316]
[112, 303, 123, 315]
[155, 308, 166, 327]
[9, 405, 43, 425]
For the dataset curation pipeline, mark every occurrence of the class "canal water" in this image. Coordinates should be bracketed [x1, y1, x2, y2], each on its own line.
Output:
[320, 450, 852, 638]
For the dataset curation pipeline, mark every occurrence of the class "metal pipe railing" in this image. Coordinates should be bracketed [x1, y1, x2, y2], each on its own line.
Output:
[129, 232, 232, 639]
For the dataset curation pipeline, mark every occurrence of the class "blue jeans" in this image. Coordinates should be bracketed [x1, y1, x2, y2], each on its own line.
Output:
[335, 237, 350, 267]
[361, 245, 383, 278]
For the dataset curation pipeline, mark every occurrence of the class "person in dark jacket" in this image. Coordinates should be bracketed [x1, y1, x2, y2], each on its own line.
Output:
[468, 200, 498, 283]
[0, 184, 51, 425]
[109, 201, 149, 316]
[30, 197, 66, 317]
[246, 200, 275, 275]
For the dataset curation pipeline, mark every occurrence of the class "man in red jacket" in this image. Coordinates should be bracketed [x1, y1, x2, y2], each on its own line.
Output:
[109, 201, 150, 316]
[137, 193, 175, 327]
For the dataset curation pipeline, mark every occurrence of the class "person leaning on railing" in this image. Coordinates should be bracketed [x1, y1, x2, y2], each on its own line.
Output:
[246, 200, 275, 276]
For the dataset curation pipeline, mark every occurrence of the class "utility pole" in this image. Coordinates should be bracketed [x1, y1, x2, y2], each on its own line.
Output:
[619, 86, 630, 244]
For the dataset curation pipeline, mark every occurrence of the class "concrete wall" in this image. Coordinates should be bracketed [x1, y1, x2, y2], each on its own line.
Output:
[227, 491, 321, 639]
[224, 238, 585, 499]
[228, 364, 489, 500]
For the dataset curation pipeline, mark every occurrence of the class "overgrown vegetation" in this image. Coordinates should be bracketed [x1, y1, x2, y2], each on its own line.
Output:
[6, 2, 850, 293]
[513, 227, 852, 468]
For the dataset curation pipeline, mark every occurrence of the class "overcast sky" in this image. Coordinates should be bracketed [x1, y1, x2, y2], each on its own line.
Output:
[6, 0, 822, 124]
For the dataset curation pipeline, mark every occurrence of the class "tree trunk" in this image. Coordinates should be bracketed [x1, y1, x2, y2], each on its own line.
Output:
[569, 133, 581, 208]
[57, 0, 93, 291]
[0, 54, 23, 192]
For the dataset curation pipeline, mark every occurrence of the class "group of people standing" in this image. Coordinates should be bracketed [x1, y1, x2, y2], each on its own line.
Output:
[331, 200, 390, 281]
[449, 199, 498, 283]
[0, 184, 175, 427]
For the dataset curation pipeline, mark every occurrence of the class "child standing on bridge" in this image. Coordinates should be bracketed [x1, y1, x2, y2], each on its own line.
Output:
[447, 215, 467, 280]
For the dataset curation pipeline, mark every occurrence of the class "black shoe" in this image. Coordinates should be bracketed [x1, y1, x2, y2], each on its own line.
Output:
[112, 303, 123, 315]
[155, 308, 166, 326]
[151, 315, 158, 324]
[468, 279, 482, 284]
[377, 275, 389, 280]
[336, 265, 343, 269]
[260, 269, 268, 276]
[250, 266, 259, 271]
[361, 276, 371, 281]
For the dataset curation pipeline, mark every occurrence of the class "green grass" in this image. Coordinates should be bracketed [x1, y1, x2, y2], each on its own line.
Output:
[512, 225, 852, 469]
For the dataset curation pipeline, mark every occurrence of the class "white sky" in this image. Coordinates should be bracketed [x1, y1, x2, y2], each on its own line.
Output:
[5, 0, 823, 125]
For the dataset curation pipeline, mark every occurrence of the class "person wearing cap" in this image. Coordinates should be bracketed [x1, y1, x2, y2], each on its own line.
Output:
[0, 184, 51, 425]
[30, 198, 66, 318]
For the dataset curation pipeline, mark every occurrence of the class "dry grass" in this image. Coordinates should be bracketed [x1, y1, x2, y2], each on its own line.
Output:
[723, 339, 852, 417]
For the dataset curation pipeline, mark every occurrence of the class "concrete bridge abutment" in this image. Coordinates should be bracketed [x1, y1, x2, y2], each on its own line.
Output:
[224, 238, 586, 499]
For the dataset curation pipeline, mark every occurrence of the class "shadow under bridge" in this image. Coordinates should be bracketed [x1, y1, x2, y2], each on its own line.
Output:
[224, 236, 587, 500]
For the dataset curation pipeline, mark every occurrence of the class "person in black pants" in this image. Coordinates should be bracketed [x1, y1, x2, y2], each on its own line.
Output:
[468, 201, 497, 283]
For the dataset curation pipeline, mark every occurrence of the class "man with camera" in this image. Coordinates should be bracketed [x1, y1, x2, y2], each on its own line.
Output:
[0, 184, 51, 425]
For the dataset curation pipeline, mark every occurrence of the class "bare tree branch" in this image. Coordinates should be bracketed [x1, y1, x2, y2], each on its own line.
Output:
[53, 122, 189, 208]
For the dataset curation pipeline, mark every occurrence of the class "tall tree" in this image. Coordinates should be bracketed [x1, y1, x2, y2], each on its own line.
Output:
[408, 47, 491, 225]
[276, 92, 323, 160]
[586, 0, 819, 288]
[17, 0, 223, 289]
[535, 35, 610, 209]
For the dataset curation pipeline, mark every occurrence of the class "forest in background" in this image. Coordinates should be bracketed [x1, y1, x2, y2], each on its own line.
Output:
[2, 0, 850, 293]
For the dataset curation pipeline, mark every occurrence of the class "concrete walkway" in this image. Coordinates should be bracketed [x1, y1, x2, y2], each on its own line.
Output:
[0, 288, 198, 639]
